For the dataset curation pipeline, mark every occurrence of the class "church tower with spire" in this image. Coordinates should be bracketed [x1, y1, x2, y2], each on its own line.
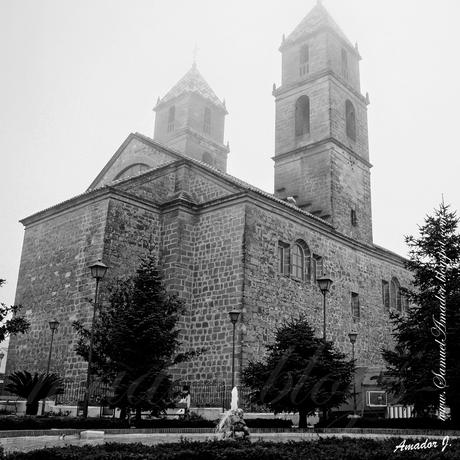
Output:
[273, 2, 372, 243]
[153, 63, 229, 172]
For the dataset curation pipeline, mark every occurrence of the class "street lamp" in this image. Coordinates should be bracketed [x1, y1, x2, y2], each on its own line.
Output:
[42, 319, 59, 415]
[348, 331, 358, 415]
[229, 310, 240, 390]
[82, 259, 108, 418]
[317, 276, 333, 341]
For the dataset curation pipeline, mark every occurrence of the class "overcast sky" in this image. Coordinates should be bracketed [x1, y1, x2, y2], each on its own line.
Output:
[1, 0, 460, 313]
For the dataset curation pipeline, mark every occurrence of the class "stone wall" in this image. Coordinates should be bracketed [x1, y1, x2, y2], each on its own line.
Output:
[6, 198, 110, 379]
[275, 76, 331, 156]
[329, 78, 369, 161]
[7, 164, 412, 390]
[170, 203, 246, 384]
[281, 32, 328, 87]
[331, 146, 373, 243]
[242, 202, 410, 373]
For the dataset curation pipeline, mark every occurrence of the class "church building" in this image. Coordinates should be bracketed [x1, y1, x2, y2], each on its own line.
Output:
[7, 3, 411, 407]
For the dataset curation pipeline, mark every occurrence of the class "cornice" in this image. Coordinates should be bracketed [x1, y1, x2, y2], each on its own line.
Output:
[273, 69, 367, 106]
[154, 91, 228, 115]
[192, 191, 407, 267]
[273, 137, 372, 169]
[20, 187, 160, 228]
[167, 127, 229, 154]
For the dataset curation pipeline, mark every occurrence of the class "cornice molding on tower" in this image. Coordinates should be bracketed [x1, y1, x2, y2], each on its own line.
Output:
[154, 91, 228, 115]
[273, 69, 367, 106]
[166, 126, 230, 154]
[273, 137, 372, 169]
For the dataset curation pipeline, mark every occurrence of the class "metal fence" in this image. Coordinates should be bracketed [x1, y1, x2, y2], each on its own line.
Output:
[1, 375, 270, 412]
[54, 379, 113, 406]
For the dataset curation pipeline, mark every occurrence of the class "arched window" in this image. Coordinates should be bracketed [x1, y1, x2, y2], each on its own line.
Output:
[203, 107, 211, 134]
[291, 244, 304, 280]
[299, 44, 309, 76]
[290, 240, 311, 280]
[390, 277, 401, 312]
[168, 106, 175, 132]
[345, 100, 356, 140]
[114, 163, 150, 181]
[295, 96, 310, 137]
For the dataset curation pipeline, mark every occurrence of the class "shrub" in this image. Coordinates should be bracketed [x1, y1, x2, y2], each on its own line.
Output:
[5, 438, 460, 459]
[0, 416, 128, 431]
[316, 415, 460, 430]
[245, 418, 292, 428]
[4, 372, 63, 416]
[0, 415, 293, 431]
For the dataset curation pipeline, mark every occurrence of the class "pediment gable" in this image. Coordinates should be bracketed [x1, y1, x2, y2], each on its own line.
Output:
[87, 133, 180, 191]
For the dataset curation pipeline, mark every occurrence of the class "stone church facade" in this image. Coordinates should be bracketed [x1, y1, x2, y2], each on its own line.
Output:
[7, 4, 411, 395]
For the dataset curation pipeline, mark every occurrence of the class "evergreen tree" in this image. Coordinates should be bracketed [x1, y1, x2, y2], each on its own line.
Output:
[242, 316, 353, 428]
[382, 203, 460, 421]
[73, 254, 203, 420]
[0, 279, 29, 343]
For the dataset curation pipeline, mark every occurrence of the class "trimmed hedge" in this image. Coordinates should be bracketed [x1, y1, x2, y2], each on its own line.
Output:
[0, 416, 291, 431]
[317, 416, 460, 430]
[245, 418, 292, 429]
[0, 417, 129, 431]
[4, 438, 460, 459]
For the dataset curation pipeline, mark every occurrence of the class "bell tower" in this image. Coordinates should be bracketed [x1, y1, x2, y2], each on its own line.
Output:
[154, 63, 229, 172]
[273, 2, 373, 244]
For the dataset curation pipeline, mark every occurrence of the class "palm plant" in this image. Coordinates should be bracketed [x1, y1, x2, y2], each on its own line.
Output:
[5, 371, 63, 415]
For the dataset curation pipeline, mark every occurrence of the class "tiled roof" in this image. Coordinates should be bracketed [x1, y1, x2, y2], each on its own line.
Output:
[132, 133, 331, 227]
[286, 2, 353, 47]
[20, 132, 407, 265]
[157, 64, 226, 110]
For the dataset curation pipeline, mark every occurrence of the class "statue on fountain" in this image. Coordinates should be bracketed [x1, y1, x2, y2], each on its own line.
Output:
[215, 387, 250, 440]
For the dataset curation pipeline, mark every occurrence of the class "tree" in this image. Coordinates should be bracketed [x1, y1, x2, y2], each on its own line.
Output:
[242, 316, 353, 428]
[382, 203, 460, 421]
[5, 371, 63, 415]
[0, 279, 30, 343]
[73, 254, 203, 420]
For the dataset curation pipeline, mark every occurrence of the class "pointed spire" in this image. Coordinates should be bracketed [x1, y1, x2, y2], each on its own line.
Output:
[285, 2, 354, 49]
[156, 65, 226, 112]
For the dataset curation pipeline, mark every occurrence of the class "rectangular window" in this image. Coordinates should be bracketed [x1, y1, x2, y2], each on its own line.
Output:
[367, 391, 387, 407]
[168, 106, 175, 133]
[341, 48, 348, 80]
[351, 292, 360, 320]
[351, 209, 357, 226]
[203, 107, 211, 134]
[382, 280, 390, 310]
[299, 44, 309, 76]
[278, 242, 290, 276]
[401, 294, 409, 314]
[312, 255, 323, 282]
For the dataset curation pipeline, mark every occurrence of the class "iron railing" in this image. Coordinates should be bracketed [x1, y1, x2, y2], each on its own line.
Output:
[1, 374, 270, 412]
